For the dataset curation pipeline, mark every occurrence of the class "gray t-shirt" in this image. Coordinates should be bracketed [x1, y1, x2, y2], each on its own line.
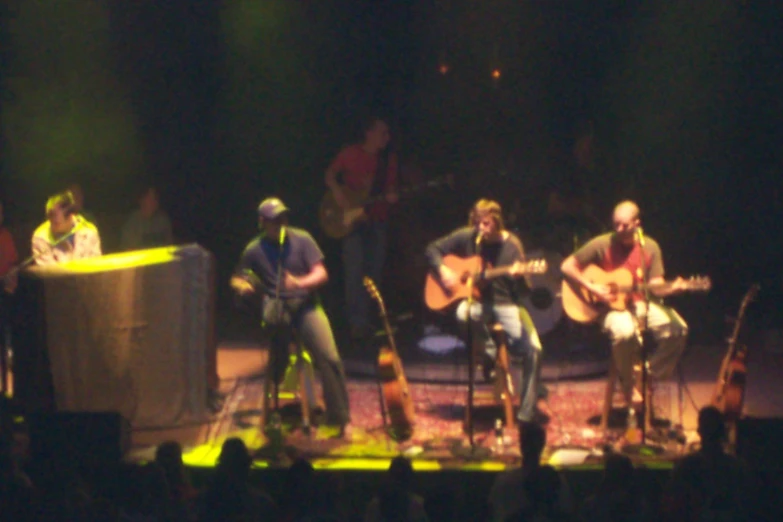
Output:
[237, 227, 324, 300]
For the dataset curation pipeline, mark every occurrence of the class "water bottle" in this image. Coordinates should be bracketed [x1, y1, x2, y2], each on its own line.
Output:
[625, 408, 641, 444]
[494, 418, 505, 454]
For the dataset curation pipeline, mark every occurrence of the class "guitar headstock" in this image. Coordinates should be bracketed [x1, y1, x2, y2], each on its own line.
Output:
[508, 259, 548, 277]
[739, 283, 760, 311]
[363, 276, 387, 315]
[683, 275, 712, 292]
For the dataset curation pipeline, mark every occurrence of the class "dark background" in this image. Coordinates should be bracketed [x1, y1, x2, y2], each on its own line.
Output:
[1, 0, 781, 345]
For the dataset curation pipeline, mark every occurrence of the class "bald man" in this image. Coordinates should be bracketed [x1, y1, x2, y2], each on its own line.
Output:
[561, 201, 689, 417]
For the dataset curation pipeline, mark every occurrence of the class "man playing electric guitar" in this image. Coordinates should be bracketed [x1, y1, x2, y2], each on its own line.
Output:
[561, 200, 690, 411]
[425, 199, 549, 424]
[324, 116, 399, 341]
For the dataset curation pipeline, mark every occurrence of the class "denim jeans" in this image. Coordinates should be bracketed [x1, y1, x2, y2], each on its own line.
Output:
[341, 221, 387, 331]
[456, 301, 542, 422]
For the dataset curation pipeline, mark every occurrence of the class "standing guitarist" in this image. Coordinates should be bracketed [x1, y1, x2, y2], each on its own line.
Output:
[425, 199, 547, 424]
[560, 200, 689, 411]
[324, 116, 399, 341]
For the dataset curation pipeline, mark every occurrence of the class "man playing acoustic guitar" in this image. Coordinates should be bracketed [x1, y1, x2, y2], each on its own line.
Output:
[324, 116, 399, 341]
[425, 199, 548, 424]
[560, 200, 690, 414]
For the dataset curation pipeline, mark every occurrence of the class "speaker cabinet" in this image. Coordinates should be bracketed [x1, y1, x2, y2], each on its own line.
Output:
[28, 411, 131, 467]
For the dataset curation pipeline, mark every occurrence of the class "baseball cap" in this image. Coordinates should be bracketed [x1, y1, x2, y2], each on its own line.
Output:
[257, 197, 290, 220]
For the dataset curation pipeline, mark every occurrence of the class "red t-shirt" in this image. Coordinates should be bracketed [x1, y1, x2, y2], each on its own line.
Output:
[327, 143, 398, 221]
[573, 232, 663, 301]
[0, 227, 19, 277]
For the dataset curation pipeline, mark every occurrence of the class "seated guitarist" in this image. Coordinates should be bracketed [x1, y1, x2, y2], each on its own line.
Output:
[560, 200, 689, 411]
[325, 116, 399, 341]
[425, 199, 548, 424]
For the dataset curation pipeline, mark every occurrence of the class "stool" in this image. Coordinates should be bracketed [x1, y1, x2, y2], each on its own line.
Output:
[260, 338, 318, 435]
[601, 359, 653, 432]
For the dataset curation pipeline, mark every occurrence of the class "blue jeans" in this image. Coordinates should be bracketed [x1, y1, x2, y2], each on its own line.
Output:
[456, 301, 542, 422]
[342, 221, 387, 331]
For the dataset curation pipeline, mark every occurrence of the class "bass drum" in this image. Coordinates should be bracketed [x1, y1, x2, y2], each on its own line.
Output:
[521, 249, 564, 336]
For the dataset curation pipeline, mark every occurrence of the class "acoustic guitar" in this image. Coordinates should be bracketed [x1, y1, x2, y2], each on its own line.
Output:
[424, 254, 548, 311]
[319, 174, 453, 239]
[363, 276, 415, 441]
[712, 284, 759, 424]
[561, 265, 712, 323]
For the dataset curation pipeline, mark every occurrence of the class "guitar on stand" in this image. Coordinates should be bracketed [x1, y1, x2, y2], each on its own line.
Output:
[363, 276, 415, 442]
[319, 174, 453, 239]
[712, 283, 759, 451]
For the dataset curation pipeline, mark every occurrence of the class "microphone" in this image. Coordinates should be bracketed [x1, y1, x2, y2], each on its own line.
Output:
[475, 231, 483, 248]
[279, 225, 286, 247]
[637, 227, 645, 246]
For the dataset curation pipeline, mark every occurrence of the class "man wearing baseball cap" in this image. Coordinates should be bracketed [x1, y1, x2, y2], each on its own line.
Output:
[231, 197, 351, 437]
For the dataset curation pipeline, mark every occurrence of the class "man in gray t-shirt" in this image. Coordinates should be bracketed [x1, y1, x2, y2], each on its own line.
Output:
[231, 197, 351, 437]
[561, 200, 690, 416]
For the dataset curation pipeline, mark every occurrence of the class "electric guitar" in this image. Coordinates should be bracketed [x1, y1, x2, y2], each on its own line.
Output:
[363, 276, 415, 441]
[424, 254, 548, 311]
[712, 284, 759, 423]
[561, 265, 712, 323]
[319, 174, 453, 239]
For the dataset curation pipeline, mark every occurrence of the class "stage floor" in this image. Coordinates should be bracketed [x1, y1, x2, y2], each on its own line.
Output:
[127, 333, 783, 471]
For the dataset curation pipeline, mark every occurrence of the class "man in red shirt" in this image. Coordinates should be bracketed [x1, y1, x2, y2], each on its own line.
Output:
[324, 117, 399, 340]
[561, 200, 689, 416]
[1, 198, 19, 393]
[0, 200, 18, 287]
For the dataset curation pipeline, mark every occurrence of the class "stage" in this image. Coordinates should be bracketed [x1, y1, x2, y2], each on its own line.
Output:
[125, 327, 783, 472]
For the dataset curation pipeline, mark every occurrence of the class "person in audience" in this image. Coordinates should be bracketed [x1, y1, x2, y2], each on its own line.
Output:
[661, 406, 754, 522]
[510, 465, 575, 522]
[155, 441, 198, 509]
[31, 190, 101, 265]
[196, 437, 277, 522]
[278, 457, 342, 521]
[117, 463, 175, 521]
[488, 422, 573, 522]
[364, 455, 429, 522]
[582, 452, 653, 522]
[120, 186, 174, 251]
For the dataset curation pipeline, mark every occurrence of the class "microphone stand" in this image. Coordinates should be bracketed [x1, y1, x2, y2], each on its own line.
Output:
[452, 232, 491, 460]
[623, 228, 663, 456]
[262, 227, 287, 436]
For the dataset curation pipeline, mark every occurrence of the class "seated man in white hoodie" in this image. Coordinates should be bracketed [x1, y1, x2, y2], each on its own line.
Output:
[31, 190, 101, 266]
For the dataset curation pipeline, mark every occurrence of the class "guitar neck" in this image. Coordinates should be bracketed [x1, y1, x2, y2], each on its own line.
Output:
[482, 266, 516, 280]
[378, 311, 399, 355]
